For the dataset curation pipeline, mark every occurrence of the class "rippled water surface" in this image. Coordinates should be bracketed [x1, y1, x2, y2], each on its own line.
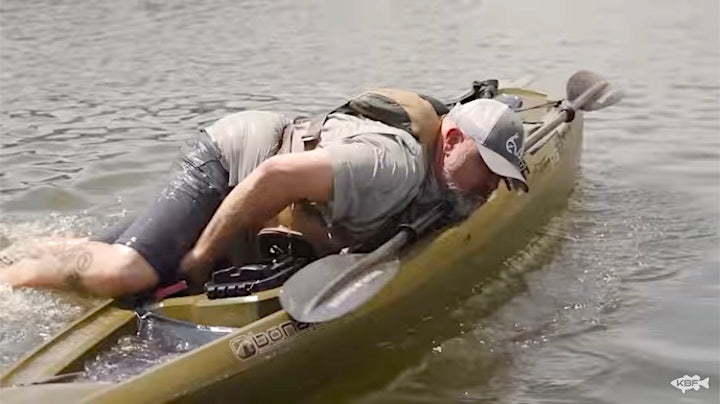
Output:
[1, 0, 718, 402]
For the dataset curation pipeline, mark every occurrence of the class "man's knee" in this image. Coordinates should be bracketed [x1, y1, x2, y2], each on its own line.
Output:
[84, 244, 160, 297]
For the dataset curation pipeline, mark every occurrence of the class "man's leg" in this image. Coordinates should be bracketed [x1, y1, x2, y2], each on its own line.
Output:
[1, 111, 287, 296]
[0, 131, 229, 297]
[0, 240, 159, 297]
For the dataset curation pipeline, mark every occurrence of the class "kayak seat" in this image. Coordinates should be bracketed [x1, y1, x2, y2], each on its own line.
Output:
[204, 227, 317, 299]
[257, 226, 317, 261]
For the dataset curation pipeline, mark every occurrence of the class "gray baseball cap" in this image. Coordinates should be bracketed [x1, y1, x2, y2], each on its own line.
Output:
[447, 99, 528, 192]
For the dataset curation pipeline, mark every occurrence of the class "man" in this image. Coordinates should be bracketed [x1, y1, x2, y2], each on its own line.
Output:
[0, 91, 527, 297]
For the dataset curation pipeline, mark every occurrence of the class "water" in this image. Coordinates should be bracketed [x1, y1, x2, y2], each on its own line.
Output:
[1, 0, 718, 402]
[79, 311, 232, 383]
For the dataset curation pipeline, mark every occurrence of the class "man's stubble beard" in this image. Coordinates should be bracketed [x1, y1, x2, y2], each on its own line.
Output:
[442, 166, 485, 219]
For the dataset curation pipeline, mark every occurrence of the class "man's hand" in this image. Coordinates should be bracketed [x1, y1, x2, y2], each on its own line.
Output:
[180, 248, 215, 288]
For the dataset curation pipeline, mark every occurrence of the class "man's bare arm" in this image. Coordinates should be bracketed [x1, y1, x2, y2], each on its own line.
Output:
[180, 149, 333, 280]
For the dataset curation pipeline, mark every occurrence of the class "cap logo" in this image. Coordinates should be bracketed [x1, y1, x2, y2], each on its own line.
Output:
[506, 133, 522, 158]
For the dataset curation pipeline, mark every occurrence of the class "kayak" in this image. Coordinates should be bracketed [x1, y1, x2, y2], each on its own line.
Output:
[0, 72, 620, 403]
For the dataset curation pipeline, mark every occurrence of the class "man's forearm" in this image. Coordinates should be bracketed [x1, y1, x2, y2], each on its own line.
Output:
[191, 164, 292, 261]
[187, 150, 334, 266]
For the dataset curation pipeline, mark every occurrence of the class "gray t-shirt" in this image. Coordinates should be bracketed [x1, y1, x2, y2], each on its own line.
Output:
[206, 110, 443, 244]
[316, 112, 434, 241]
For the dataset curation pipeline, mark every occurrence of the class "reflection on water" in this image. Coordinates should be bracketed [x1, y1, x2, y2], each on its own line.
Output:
[1, 0, 718, 402]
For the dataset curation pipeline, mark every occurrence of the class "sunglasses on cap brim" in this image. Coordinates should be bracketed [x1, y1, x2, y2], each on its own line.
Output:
[503, 178, 528, 193]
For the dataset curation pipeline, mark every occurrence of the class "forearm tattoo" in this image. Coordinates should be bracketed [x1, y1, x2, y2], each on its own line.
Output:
[59, 245, 94, 294]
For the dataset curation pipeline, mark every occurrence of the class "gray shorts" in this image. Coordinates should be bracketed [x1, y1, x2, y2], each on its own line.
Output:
[93, 112, 286, 286]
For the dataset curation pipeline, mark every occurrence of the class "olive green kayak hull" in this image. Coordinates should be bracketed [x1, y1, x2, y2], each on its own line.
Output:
[1, 82, 584, 403]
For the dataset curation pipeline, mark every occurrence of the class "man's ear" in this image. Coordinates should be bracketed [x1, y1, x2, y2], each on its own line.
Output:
[443, 128, 464, 154]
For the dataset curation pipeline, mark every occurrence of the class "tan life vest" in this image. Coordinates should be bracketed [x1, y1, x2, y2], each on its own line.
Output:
[267, 89, 447, 254]
[337, 88, 444, 149]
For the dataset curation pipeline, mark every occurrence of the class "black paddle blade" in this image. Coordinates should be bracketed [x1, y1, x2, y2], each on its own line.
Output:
[567, 70, 624, 111]
[279, 254, 399, 323]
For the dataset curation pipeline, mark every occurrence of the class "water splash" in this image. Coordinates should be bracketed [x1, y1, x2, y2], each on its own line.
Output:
[0, 285, 92, 368]
[0, 214, 119, 368]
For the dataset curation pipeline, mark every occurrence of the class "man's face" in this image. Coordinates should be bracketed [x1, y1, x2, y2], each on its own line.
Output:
[442, 133, 501, 201]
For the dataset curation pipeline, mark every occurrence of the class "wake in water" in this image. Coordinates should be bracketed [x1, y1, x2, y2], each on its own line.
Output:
[0, 214, 120, 368]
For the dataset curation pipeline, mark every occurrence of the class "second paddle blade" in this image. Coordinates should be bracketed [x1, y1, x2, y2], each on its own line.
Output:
[567, 70, 624, 111]
[279, 254, 399, 323]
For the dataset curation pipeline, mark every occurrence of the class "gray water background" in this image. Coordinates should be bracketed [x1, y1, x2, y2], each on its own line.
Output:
[0, 0, 718, 402]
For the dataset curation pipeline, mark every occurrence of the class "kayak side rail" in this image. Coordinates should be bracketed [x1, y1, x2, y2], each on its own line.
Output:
[0, 300, 135, 386]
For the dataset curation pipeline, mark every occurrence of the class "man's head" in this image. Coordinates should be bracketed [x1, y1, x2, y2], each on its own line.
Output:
[437, 99, 528, 204]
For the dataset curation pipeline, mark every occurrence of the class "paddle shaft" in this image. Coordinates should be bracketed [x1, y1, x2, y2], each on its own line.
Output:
[525, 80, 608, 155]
[309, 204, 446, 310]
